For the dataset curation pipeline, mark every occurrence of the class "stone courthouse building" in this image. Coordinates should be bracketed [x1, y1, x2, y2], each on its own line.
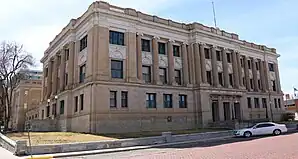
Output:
[37, 1, 284, 133]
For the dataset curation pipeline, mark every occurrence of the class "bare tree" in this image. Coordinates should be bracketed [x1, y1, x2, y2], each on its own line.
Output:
[0, 41, 34, 130]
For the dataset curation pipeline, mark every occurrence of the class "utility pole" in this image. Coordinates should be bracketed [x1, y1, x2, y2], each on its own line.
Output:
[212, 1, 217, 28]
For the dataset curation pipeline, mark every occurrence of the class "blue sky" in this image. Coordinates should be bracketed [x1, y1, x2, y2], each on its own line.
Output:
[0, 0, 297, 95]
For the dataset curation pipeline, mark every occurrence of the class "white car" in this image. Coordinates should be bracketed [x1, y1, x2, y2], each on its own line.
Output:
[234, 122, 288, 138]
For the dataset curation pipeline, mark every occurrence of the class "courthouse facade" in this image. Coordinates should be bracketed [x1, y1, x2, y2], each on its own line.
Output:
[38, 1, 284, 133]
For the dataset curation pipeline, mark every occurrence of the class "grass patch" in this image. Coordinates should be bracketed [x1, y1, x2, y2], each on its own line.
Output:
[6, 128, 230, 145]
[6, 132, 116, 146]
[102, 128, 231, 139]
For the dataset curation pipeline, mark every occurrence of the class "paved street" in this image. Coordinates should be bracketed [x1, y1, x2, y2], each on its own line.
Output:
[61, 133, 298, 159]
[0, 147, 19, 159]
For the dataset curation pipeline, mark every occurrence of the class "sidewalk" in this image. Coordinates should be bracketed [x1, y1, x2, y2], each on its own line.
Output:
[0, 147, 20, 159]
[20, 136, 233, 159]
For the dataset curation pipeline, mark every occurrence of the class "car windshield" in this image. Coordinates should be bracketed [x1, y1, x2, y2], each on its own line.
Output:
[246, 125, 256, 128]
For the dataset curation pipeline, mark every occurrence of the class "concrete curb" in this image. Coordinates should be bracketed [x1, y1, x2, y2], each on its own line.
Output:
[21, 136, 233, 159]
[23, 156, 53, 159]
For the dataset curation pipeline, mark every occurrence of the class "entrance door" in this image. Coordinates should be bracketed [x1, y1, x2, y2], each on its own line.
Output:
[223, 102, 231, 121]
[234, 103, 241, 120]
[212, 100, 220, 122]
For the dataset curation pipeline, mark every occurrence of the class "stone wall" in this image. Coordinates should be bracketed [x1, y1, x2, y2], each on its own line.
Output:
[29, 130, 233, 155]
[26, 119, 58, 132]
[0, 133, 27, 156]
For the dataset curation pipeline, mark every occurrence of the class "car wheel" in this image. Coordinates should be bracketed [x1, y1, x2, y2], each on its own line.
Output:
[243, 131, 252, 138]
[273, 129, 281, 135]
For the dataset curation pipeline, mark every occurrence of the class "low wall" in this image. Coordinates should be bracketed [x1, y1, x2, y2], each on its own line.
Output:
[28, 130, 233, 155]
[0, 133, 27, 155]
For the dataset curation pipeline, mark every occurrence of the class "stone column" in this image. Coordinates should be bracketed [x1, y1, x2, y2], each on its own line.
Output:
[263, 61, 269, 91]
[259, 60, 266, 92]
[199, 43, 207, 84]
[188, 44, 195, 85]
[182, 43, 189, 86]
[243, 56, 251, 91]
[127, 32, 138, 83]
[136, 33, 143, 81]
[152, 37, 160, 84]
[52, 55, 58, 95]
[236, 53, 243, 88]
[86, 27, 95, 82]
[194, 43, 201, 85]
[222, 48, 229, 88]
[97, 26, 110, 81]
[167, 40, 176, 85]
[252, 58, 259, 92]
[42, 66, 46, 100]
[67, 41, 75, 89]
[274, 63, 282, 93]
[59, 49, 66, 92]
[232, 51, 240, 88]
[211, 46, 219, 87]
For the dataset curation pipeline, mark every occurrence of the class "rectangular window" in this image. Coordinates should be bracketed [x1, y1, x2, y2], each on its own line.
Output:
[248, 60, 252, 69]
[254, 98, 260, 108]
[110, 91, 117, 108]
[46, 106, 50, 117]
[52, 103, 57, 116]
[262, 98, 267, 108]
[146, 93, 156, 108]
[65, 73, 68, 86]
[173, 45, 180, 57]
[65, 49, 69, 61]
[109, 31, 124, 45]
[57, 56, 61, 66]
[179, 95, 187, 108]
[272, 80, 276, 91]
[274, 98, 278, 108]
[158, 42, 166, 55]
[223, 102, 231, 121]
[258, 79, 261, 90]
[268, 63, 274, 72]
[42, 110, 44, 119]
[159, 68, 167, 84]
[206, 71, 212, 85]
[218, 72, 223, 86]
[121, 91, 128, 108]
[111, 60, 123, 79]
[247, 97, 251, 108]
[141, 39, 151, 52]
[142, 66, 151, 83]
[175, 69, 181, 85]
[74, 96, 78, 112]
[216, 50, 221, 61]
[243, 77, 246, 87]
[227, 53, 232, 63]
[79, 64, 86, 83]
[240, 57, 244, 67]
[79, 35, 88, 51]
[204, 48, 210, 59]
[250, 79, 254, 90]
[278, 98, 281, 108]
[80, 94, 84, 111]
[163, 94, 173, 108]
[256, 61, 260, 70]
[229, 73, 233, 86]
[60, 100, 65, 114]
[45, 68, 48, 77]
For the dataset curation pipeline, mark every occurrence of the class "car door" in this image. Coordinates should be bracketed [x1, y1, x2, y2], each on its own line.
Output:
[252, 124, 265, 135]
[262, 123, 275, 135]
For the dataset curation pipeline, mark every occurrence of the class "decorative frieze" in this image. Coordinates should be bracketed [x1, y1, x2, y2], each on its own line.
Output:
[174, 57, 182, 69]
[159, 55, 168, 67]
[142, 52, 153, 65]
[109, 44, 127, 60]
[78, 49, 87, 65]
